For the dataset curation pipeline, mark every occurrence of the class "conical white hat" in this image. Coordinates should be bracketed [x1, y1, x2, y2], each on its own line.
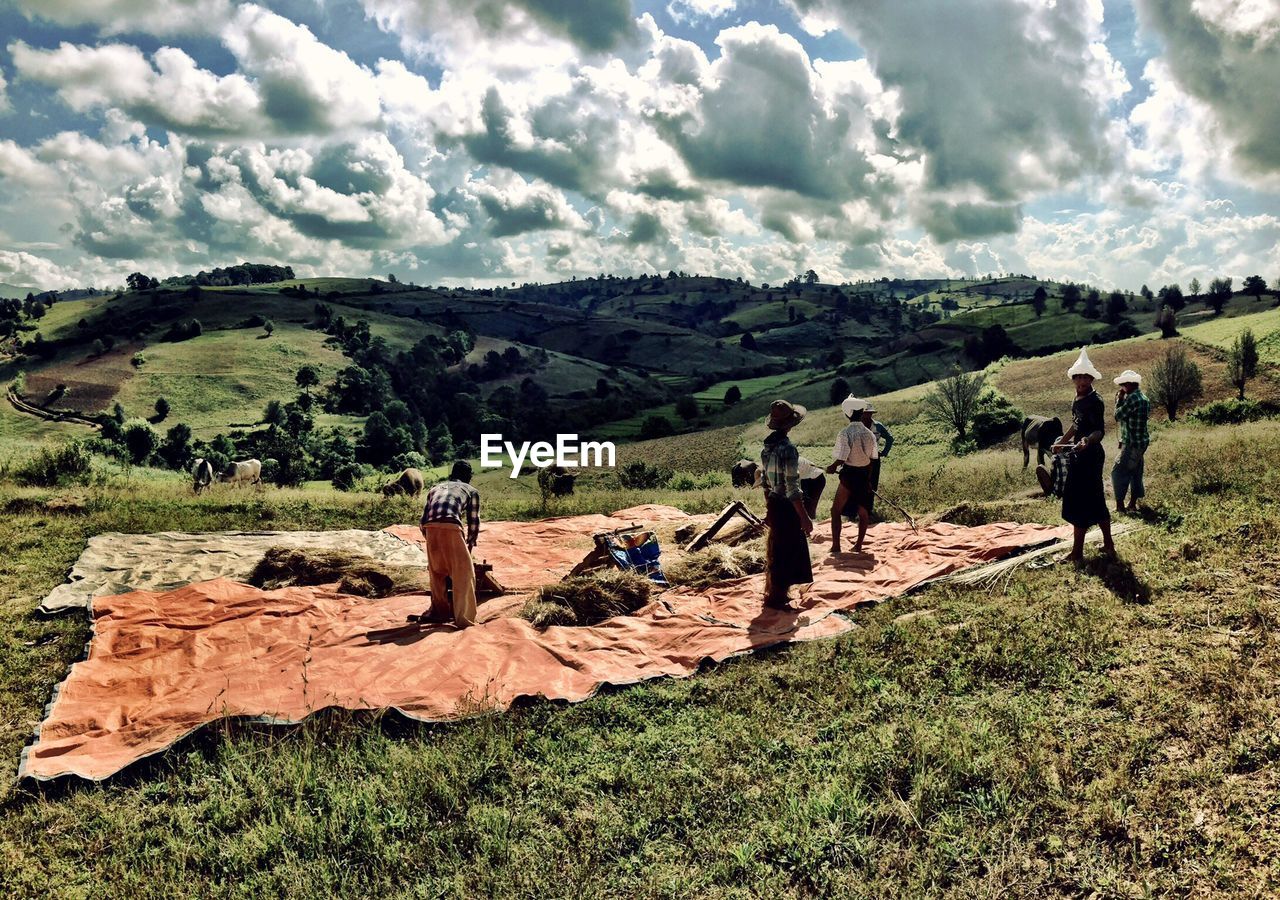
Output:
[1067, 347, 1101, 380]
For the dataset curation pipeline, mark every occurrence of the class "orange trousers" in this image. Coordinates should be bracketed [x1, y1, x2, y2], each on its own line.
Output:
[420, 523, 477, 627]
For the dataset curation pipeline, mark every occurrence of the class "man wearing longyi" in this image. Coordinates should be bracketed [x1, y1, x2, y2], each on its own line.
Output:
[416, 460, 481, 627]
[826, 395, 877, 554]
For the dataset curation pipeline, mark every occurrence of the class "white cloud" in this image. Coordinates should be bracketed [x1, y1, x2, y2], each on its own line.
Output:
[0, 250, 85, 291]
[10, 40, 264, 136]
[667, 0, 738, 23]
[11, 0, 232, 35]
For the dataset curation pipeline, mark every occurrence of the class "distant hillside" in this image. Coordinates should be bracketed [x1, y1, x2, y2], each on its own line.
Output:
[3, 269, 1271, 479]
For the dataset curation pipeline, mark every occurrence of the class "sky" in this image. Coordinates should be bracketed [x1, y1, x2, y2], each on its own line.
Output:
[0, 0, 1277, 292]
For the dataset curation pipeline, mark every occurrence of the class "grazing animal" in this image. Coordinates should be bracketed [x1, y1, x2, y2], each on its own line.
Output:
[381, 467, 426, 497]
[731, 459, 761, 488]
[1021, 416, 1064, 468]
[191, 458, 214, 494]
[218, 458, 263, 486]
[537, 465, 577, 501]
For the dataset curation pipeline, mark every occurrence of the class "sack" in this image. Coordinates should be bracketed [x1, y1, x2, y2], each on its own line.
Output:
[1050, 452, 1072, 498]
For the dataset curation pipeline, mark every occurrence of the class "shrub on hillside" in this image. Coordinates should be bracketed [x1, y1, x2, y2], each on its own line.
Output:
[1188, 399, 1271, 426]
[667, 470, 729, 491]
[638, 415, 676, 440]
[14, 441, 92, 486]
[971, 390, 1025, 448]
[122, 421, 159, 465]
[617, 461, 672, 489]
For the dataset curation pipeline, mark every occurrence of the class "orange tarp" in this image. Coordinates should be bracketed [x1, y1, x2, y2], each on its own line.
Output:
[20, 513, 1066, 782]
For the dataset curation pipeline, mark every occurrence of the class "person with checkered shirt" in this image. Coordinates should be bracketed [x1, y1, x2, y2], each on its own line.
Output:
[1111, 369, 1151, 513]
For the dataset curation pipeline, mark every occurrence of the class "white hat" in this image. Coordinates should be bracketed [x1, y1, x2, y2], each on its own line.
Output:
[1113, 369, 1142, 385]
[1067, 347, 1101, 380]
[841, 395, 867, 417]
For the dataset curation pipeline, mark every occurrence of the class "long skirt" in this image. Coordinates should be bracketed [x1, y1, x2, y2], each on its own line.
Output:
[765, 492, 813, 598]
[839, 464, 871, 520]
[1062, 445, 1109, 528]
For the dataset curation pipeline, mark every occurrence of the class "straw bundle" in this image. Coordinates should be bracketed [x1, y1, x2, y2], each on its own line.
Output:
[248, 547, 429, 599]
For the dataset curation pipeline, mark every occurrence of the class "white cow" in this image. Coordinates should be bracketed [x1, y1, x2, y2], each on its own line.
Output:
[191, 458, 214, 494]
[217, 458, 262, 487]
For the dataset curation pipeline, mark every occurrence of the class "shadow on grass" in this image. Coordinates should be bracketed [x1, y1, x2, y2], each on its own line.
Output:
[1083, 555, 1151, 604]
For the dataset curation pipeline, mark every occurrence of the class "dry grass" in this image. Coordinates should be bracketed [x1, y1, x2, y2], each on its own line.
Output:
[247, 547, 428, 599]
[665, 538, 766, 588]
[519, 569, 653, 627]
[991, 335, 1280, 421]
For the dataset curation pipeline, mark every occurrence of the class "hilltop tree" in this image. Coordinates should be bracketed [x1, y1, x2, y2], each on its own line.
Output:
[126, 272, 156, 292]
[263, 319, 275, 336]
[1105, 291, 1128, 324]
[1157, 284, 1185, 311]
[803, 269, 819, 284]
[1227, 329, 1259, 400]
[1083, 289, 1101, 319]
[829, 377, 850, 407]
[923, 368, 987, 442]
[1150, 346, 1202, 421]
[1140, 285, 1153, 303]
[1061, 283, 1081, 310]
[1242, 274, 1267, 301]
[1031, 285, 1047, 317]
[1188, 277, 1201, 299]
[723, 385, 742, 406]
[1206, 277, 1233, 315]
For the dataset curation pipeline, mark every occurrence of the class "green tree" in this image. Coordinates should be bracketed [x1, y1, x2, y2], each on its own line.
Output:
[740, 331, 757, 351]
[803, 269, 818, 284]
[723, 385, 742, 406]
[1206, 278, 1232, 315]
[828, 377, 850, 407]
[1242, 274, 1267, 301]
[1157, 283, 1184, 311]
[639, 415, 675, 440]
[153, 397, 170, 422]
[1061, 283, 1081, 310]
[1150, 346, 1203, 421]
[922, 368, 987, 442]
[1105, 291, 1128, 324]
[263, 320, 275, 336]
[263, 399, 285, 427]
[295, 365, 320, 393]
[159, 423, 193, 470]
[122, 422, 159, 465]
[675, 395, 700, 420]
[1227, 329, 1259, 400]
[1031, 285, 1047, 317]
[1188, 277, 1201, 299]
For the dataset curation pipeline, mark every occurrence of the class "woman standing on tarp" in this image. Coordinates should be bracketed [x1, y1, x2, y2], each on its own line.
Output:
[760, 400, 814, 609]
[1052, 348, 1117, 564]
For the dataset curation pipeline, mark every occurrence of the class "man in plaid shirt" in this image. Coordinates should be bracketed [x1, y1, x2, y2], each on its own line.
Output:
[417, 461, 481, 626]
[1111, 370, 1151, 513]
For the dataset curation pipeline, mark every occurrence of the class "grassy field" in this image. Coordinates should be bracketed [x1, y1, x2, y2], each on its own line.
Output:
[2, 408, 1279, 895]
[1181, 306, 1280, 364]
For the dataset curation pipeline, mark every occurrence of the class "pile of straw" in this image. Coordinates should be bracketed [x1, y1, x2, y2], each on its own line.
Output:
[664, 538, 766, 589]
[519, 570, 653, 628]
[248, 547, 428, 599]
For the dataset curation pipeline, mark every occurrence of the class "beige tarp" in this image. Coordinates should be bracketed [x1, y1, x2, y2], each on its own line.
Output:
[20, 511, 1067, 782]
[37, 530, 434, 614]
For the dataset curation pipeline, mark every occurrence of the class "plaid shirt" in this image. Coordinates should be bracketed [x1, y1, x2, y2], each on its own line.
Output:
[421, 480, 481, 546]
[761, 432, 803, 502]
[1114, 389, 1151, 450]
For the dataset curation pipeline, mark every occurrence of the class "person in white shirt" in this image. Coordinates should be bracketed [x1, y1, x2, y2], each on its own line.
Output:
[825, 395, 877, 553]
[797, 455, 826, 519]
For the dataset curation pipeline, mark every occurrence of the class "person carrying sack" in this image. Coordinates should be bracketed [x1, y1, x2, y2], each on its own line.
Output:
[1111, 369, 1150, 513]
[760, 400, 814, 609]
